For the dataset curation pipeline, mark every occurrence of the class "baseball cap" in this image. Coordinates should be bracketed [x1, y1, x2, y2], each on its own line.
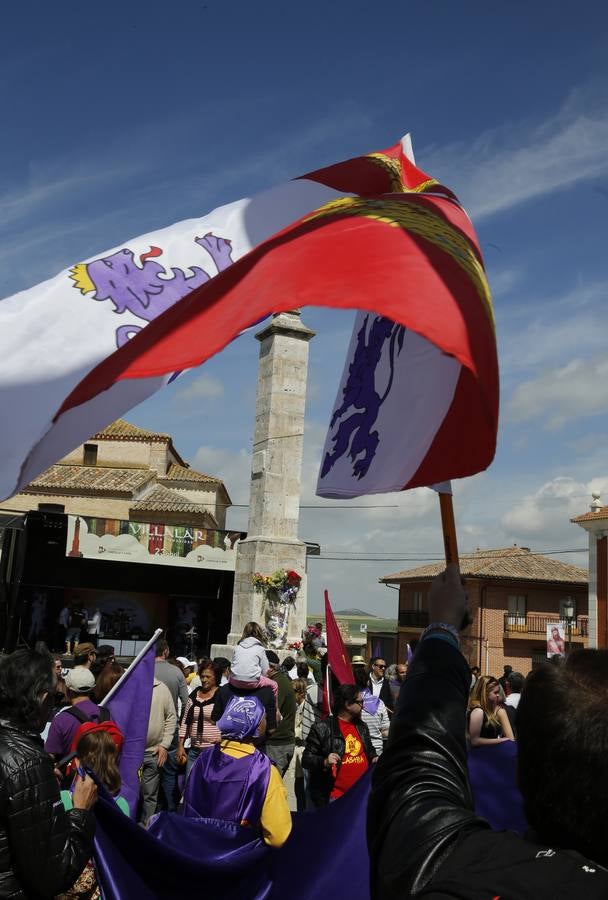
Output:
[177, 656, 197, 669]
[351, 655, 366, 666]
[64, 666, 96, 693]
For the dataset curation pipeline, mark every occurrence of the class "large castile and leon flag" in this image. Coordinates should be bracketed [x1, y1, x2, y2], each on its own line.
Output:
[0, 134, 497, 499]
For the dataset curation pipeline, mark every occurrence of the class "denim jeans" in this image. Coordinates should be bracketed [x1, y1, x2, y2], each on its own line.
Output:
[186, 746, 203, 781]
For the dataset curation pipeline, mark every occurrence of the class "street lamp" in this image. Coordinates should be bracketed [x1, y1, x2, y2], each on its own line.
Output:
[563, 597, 575, 655]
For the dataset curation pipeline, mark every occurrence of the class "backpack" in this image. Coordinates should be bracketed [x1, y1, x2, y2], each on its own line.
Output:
[65, 704, 111, 727]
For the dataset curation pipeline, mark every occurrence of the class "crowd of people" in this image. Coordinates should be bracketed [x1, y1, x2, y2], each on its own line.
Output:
[2, 577, 608, 897]
[139, 628, 404, 821]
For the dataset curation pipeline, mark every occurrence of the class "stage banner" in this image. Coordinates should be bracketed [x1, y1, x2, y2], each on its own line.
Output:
[66, 514, 244, 571]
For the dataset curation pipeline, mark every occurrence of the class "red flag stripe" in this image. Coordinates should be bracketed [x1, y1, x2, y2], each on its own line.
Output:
[57, 194, 497, 478]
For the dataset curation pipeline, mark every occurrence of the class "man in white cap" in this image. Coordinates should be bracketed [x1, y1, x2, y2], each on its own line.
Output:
[44, 667, 107, 760]
[177, 657, 199, 688]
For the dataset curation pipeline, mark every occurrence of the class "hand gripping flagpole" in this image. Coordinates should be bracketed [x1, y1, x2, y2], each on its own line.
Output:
[437, 489, 473, 632]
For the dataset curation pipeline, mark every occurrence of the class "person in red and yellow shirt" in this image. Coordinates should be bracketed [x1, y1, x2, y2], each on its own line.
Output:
[302, 683, 377, 806]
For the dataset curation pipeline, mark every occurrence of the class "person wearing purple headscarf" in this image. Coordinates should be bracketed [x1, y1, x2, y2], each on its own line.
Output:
[183, 695, 292, 847]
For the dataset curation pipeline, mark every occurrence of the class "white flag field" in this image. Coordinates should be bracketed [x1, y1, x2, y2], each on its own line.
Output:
[0, 178, 345, 500]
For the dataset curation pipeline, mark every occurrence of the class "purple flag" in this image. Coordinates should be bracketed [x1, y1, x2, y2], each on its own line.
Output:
[468, 740, 527, 834]
[101, 640, 156, 816]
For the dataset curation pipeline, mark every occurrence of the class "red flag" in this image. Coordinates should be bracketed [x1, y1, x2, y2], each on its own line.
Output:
[324, 589, 353, 685]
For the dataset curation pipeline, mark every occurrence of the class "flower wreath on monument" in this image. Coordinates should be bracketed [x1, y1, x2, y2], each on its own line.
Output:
[252, 569, 302, 648]
[252, 569, 302, 603]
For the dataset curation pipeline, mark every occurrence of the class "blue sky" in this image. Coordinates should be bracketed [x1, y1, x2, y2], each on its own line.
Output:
[2, 1, 607, 615]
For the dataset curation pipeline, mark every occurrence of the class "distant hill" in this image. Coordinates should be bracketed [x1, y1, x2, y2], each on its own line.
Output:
[333, 608, 378, 617]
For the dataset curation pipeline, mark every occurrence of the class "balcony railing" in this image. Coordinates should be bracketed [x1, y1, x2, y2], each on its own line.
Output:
[504, 613, 589, 637]
[399, 609, 429, 629]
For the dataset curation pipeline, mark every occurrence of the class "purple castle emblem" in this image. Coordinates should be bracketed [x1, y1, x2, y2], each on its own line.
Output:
[70, 234, 234, 347]
[321, 315, 405, 480]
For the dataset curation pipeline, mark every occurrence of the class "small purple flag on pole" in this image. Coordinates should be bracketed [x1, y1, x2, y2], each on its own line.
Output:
[100, 629, 161, 816]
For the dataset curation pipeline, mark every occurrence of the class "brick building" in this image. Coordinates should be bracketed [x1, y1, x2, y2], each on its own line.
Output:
[380, 547, 588, 675]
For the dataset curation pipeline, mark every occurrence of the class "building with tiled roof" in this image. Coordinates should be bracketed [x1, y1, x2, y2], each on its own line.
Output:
[160, 463, 223, 485]
[381, 546, 588, 676]
[25, 465, 156, 496]
[0, 418, 239, 658]
[1, 418, 230, 527]
[131, 485, 218, 526]
[381, 546, 588, 585]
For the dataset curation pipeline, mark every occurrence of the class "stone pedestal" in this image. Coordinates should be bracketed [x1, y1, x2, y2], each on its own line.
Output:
[212, 311, 314, 657]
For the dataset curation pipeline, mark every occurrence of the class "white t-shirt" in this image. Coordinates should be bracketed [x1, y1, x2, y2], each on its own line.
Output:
[87, 611, 101, 635]
[369, 675, 383, 697]
[505, 693, 521, 709]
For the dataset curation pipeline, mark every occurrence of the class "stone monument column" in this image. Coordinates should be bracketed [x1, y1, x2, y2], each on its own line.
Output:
[225, 310, 315, 650]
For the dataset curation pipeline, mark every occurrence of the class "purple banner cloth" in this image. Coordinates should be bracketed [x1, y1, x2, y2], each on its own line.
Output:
[94, 768, 371, 899]
[92, 743, 526, 898]
[362, 689, 381, 716]
[183, 744, 270, 824]
[103, 644, 155, 817]
[468, 739, 528, 834]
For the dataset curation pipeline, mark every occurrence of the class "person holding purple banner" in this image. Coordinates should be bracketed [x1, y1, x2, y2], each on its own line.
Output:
[184, 695, 291, 847]
[369, 564, 608, 899]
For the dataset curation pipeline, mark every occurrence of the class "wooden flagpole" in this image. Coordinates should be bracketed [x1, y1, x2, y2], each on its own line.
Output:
[438, 491, 460, 569]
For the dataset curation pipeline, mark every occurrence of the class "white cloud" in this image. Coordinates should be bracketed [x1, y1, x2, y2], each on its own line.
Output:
[498, 294, 607, 377]
[176, 373, 224, 402]
[506, 355, 608, 429]
[422, 92, 608, 221]
[502, 475, 608, 547]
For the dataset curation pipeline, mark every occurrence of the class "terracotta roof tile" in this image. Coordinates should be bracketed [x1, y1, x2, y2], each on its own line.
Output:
[131, 485, 217, 520]
[571, 507, 608, 523]
[25, 465, 154, 494]
[92, 419, 170, 442]
[160, 464, 223, 485]
[381, 546, 587, 585]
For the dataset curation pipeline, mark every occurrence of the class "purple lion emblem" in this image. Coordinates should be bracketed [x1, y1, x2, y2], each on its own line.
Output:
[321, 315, 405, 480]
[70, 233, 234, 347]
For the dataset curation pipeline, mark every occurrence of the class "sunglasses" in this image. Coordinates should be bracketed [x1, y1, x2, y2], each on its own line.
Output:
[375, 664, 386, 670]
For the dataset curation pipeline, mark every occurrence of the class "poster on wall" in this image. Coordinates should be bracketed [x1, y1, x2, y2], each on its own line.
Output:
[66, 515, 245, 571]
[546, 623, 566, 658]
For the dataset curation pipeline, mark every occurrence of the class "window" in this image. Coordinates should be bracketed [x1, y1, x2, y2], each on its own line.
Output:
[83, 443, 98, 466]
[507, 595, 527, 628]
[413, 591, 424, 611]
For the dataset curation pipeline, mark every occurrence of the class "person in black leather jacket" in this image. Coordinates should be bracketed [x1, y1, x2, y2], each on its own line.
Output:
[368, 565, 608, 899]
[302, 683, 377, 806]
[0, 649, 97, 899]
